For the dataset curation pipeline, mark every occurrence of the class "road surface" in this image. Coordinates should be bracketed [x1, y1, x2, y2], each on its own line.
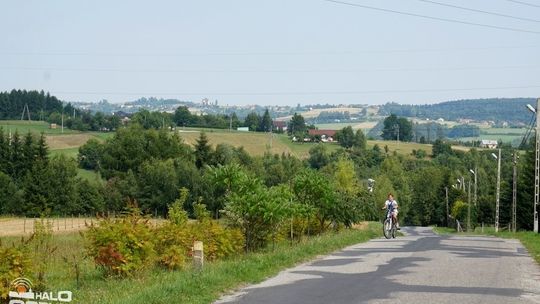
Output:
[216, 227, 540, 304]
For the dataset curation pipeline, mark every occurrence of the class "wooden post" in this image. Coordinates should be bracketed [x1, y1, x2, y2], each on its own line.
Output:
[193, 241, 204, 270]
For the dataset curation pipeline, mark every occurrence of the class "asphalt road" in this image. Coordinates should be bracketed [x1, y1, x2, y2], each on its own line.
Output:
[216, 227, 540, 304]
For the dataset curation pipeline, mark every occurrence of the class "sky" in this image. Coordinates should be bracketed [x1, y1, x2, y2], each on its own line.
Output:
[0, 0, 539, 106]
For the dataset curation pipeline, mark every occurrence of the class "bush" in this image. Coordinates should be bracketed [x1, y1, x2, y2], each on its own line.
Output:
[0, 242, 32, 303]
[84, 209, 156, 277]
[155, 202, 243, 270]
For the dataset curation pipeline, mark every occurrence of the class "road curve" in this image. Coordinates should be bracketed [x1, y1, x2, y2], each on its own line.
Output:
[216, 227, 540, 304]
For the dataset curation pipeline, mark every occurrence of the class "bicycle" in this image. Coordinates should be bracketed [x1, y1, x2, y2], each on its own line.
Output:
[383, 209, 397, 239]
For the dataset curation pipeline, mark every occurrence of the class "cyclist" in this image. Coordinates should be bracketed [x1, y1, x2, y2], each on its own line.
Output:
[382, 193, 400, 230]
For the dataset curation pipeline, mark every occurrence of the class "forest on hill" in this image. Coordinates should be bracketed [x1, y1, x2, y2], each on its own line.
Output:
[379, 98, 536, 125]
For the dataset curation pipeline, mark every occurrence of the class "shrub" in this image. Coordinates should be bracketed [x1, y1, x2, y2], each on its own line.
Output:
[84, 209, 155, 276]
[155, 202, 243, 270]
[0, 241, 32, 303]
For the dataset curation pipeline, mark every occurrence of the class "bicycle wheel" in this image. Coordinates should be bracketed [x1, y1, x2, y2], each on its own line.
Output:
[391, 223, 396, 238]
[383, 218, 392, 239]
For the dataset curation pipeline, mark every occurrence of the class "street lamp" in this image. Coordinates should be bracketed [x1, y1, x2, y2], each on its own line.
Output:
[527, 100, 539, 233]
[469, 168, 477, 205]
[491, 149, 501, 232]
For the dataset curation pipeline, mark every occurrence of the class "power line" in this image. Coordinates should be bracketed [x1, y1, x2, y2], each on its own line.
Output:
[418, 0, 540, 23]
[506, 0, 540, 8]
[519, 112, 536, 149]
[322, 0, 540, 34]
[50, 84, 540, 97]
[1, 65, 539, 74]
[0, 45, 539, 57]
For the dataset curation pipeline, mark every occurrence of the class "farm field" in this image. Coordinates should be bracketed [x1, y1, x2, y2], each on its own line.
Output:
[0, 120, 79, 135]
[455, 127, 527, 144]
[0, 217, 165, 236]
[275, 107, 365, 121]
[314, 121, 378, 131]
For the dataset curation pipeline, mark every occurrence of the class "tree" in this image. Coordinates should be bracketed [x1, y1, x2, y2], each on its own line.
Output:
[244, 112, 260, 131]
[78, 139, 103, 170]
[287, 113, 306, 135]
[195, 132, 212, 169]
[293, 169, 337, 232]
[335, 126, 355, 148]
[259, 109, 272, 132]
[173, 106, 192, 126]
[308, 144, 330, 169]
[381, 114, 413, 142]
[136, 159, 179, 215]
[432, 139, 453, 157]
[0, 172, 23, 214]
[354, 129, 367, 149]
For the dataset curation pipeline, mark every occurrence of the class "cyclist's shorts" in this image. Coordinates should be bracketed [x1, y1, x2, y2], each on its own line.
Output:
[392, 210, 398, 217]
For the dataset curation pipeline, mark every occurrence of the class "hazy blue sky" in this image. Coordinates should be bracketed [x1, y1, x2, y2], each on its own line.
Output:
[1, 0, 539, 105]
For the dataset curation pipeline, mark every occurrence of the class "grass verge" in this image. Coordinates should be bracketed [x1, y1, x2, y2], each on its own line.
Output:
[5, 222, 380, 304]
[432, 226, 540, 264]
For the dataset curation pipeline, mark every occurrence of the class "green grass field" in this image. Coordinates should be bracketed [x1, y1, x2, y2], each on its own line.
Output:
[0, 222, 381, 304]
[0, 120, 79, 135]
[455, 127, 527, 144]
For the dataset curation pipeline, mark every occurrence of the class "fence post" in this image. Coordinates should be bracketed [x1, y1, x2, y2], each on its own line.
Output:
[23, 217, 26, 233]
[193, 241, 204, 270]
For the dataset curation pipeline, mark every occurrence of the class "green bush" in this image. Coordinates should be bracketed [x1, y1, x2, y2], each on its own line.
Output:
[0, 242, 32, 303]
[83, 210, 156, 277]
[155, 202, 243, 270]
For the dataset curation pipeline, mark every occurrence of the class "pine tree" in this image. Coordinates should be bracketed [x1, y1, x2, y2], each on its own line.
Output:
[195, 132, 212, 169]
[36, 132, 49, 162]
[22, 132, 35, 174]
[0, 128, 8, 173]
[260, 109, 272, 132]
[9, 131, 23, 179]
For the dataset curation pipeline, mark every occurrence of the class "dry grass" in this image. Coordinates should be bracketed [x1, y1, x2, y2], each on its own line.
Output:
[0, 217, 166, 236]
[46, 134, 96, 150]
[276, 107, 364, 120]
[178, 130, 298, 157]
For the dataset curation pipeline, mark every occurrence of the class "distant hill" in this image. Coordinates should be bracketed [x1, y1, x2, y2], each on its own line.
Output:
[378, 98, 536, 126]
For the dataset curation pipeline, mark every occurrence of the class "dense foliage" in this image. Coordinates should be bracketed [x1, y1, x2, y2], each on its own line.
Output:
[379, 98, 535, 125]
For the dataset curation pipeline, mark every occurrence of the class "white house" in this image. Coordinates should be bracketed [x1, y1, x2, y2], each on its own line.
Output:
[480, 139, 498, 149]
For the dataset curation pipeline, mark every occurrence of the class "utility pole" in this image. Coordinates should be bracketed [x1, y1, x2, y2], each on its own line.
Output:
[445, 186, 449, 227]
[512, 151, 518, 233]
[468, 179, 471, 232]
[396, 124, 400, 146]
[534, 98, 540, 233]
[473, 166, 477, 205]
[495, 148, 501, 232]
